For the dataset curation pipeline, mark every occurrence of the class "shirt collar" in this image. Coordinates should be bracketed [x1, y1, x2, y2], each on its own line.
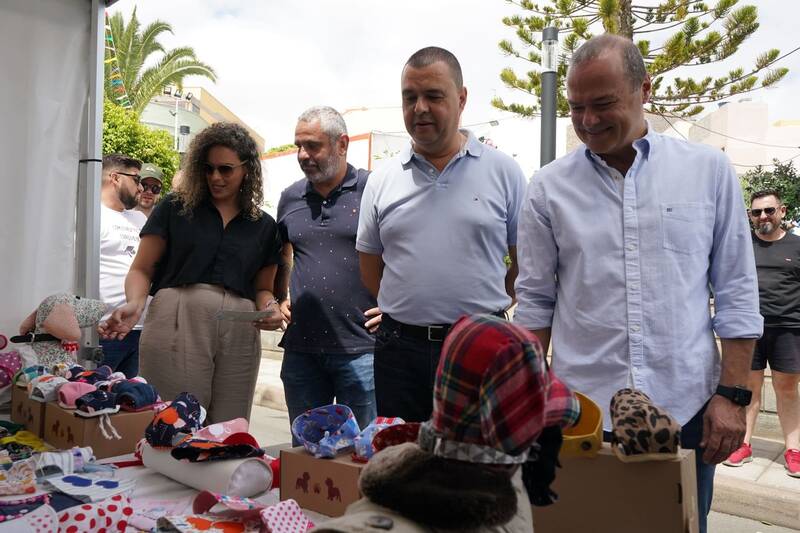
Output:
[400, 129, 483, 165]
[583, 120, 657, 166]
[302, 163, 357, 198]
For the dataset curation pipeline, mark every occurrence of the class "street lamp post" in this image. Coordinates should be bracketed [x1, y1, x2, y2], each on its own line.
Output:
[164, 87, 193, 152]
[540, 26, 559, 167]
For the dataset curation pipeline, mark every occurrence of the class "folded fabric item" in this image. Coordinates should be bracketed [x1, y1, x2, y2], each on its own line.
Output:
[157, 513, 261, 532]
[94, 371, 127, 392]
[140, 442, 272, 497]
[64, 365, 85, 381]
[0, 502, 56, 533]
[0, 458, 36, 496]
[261, 499, 314, 533]
[42, 474, 135, 503]
[34, 447, 94, 479]
[193, 490, 264, 514]
[28, 375, 68, 403]
[352, 416, 405, 463]
[114, 381, 158, 411]
[291, 404, 361, 459]
[58, 382, 97, 409]
[171, 433, 264, 463]
[0, 422, 23, 438]
[0, 431, 48, 452]
[51, 362, 71, 379]
[0, 493, 48, 523]
[194, 418, 249, 443]
[0, 351, 21, 389]
[71, 365, 112, 385]
[0, 443, 33, 463]
[12, 366, 47, 386]
[46, 491, 85, 512]
[129, 496, 193, 532]
[75, 390, 120, 417]
[57, 493, 133, 532]
[371, 422, 422, 453]
[146, 392, 204, 448]
[609, 388, 682, 463]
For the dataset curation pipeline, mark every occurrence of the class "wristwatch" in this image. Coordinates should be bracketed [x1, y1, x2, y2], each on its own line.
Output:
[715, 384, 752, 406]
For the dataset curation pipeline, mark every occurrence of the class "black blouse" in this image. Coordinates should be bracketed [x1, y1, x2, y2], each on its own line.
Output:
[141, 193, 282, 302]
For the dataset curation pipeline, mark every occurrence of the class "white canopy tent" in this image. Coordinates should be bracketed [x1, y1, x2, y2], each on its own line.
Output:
[0, 0, 111, 348]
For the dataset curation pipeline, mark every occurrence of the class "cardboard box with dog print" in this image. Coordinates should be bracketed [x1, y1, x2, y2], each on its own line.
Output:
[11, 384, 46, 437]
[280, 447, 364, 517]
[44, 402, 154, 459]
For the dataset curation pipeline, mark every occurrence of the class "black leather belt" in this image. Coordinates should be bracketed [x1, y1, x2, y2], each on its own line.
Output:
[383, 311, 506, 343]
[10, 332, 60, 343]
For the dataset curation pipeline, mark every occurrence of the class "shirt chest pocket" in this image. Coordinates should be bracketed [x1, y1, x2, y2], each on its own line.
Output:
[661, 202, 713, 255]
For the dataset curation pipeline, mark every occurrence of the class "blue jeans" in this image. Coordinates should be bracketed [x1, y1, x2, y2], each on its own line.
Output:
[99, 330, 140, 378]
[281, 351, 376, 446]
[372, 319, 443, 422]
[604, 403, 715, 533]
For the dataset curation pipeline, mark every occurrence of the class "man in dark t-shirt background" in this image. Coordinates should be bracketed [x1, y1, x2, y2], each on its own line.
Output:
[274, 106, 379, 444]
[724, 189, 800, 477]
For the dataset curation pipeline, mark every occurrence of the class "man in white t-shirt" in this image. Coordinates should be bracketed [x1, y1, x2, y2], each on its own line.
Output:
[99, 153, 146, 377]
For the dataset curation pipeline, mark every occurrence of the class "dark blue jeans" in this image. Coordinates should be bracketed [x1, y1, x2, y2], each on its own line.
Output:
[605, 403, 715, 533]
[281, 350, 376, 446]
[99, 330, 140, 378]
[372, 320, 444, 422]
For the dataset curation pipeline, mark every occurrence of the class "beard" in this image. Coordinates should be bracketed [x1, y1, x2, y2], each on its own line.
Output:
[302, 152, 340, 184]
[756, 221, 775, 235]
[120, 188, 139, 210]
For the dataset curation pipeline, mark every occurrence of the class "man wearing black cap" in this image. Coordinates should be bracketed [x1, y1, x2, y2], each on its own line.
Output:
[134, 163, 163, 218]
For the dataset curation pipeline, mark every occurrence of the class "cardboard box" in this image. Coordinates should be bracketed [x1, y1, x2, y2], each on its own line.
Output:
[10, 384, 46, 436]
[280, 446, 364, 517]
[533, 443, 698, 533]
[44, 402, 154, 459]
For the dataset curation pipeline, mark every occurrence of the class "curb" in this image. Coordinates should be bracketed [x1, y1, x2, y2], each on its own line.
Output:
[712, 474, 800, 530]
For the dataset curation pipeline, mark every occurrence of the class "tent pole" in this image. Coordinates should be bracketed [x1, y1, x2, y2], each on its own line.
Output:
[75, 0, 104, 358]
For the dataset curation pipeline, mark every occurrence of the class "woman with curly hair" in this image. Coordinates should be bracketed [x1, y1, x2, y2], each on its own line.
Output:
[99, 122, 283, 423]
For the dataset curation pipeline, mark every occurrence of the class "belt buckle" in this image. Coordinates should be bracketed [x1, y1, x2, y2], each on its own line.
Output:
[427, 326, 446, 342]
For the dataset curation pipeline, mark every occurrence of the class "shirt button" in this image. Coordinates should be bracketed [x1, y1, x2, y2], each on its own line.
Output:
[630, 325, 640, 333]
[630, 283, 639, 291]
[428, 169, 435, 174]
[626, 243, 637, 251]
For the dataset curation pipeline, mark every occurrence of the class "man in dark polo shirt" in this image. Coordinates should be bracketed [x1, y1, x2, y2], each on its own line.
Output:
[275, 106, 379, 442]
[724, 189, 800, 477]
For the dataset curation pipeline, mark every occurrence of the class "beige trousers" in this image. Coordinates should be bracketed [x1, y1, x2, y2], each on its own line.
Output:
[139, 284, 261, 424]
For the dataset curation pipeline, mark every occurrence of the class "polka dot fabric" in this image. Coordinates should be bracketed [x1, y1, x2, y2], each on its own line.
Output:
[260, 499, 314, 533]
[0, 504, 56, 533]
[56, 493, 132, 532]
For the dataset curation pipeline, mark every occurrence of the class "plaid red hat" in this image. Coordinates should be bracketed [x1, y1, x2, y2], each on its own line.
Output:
[419, 314, 580, 463]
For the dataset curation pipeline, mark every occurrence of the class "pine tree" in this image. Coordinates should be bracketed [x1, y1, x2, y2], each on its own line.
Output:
[494, 0, 790, 118]
[105, 8, 216, 117]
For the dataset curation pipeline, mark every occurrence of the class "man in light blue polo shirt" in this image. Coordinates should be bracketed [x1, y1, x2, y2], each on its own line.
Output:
[514, 34, 762, 533]
[357, 46, 526, 422]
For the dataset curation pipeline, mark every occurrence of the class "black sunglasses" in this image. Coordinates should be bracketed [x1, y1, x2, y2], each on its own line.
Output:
[748, 207, 778, 217]
[141, 183, 162, 194]
[116, 171, 141, 185]
[204, 162, 246, 178]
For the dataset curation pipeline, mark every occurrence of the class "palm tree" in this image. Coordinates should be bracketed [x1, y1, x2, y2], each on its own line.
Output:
[105, 7, 216, 116]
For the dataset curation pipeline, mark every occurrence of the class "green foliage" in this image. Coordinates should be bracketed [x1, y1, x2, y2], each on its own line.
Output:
[103, 99, 180, 192]
[265, 143, 298, 155]
[741, 160, 800, 221]
[495, 0, 789, 118]
[105, 7, 216, 116]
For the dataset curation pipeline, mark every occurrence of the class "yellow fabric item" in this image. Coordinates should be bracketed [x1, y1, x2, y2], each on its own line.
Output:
[560, 392, 602, 458]
[0, 431, 49, 452]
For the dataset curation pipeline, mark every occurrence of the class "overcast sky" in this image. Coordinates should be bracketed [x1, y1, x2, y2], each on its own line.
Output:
[109, 0, 799, 148]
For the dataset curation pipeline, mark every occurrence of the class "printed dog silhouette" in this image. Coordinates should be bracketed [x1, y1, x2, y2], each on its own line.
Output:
[295, 471, 310, 493]
[313, 483, 321, 494]
[325, 477, 341, 502]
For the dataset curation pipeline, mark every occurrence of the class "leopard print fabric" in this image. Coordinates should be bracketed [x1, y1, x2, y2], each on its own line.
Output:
[610, 388, 681, 459]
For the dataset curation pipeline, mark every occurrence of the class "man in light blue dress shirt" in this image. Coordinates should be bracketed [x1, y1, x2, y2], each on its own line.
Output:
[514, 34, 763, 532]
